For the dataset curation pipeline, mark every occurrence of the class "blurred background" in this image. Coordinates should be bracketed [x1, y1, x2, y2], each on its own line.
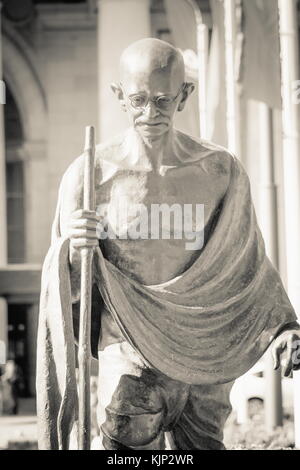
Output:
[0, 0, 300, 450]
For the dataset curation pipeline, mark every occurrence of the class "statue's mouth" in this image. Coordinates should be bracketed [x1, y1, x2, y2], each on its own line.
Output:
[140, 122, 165, 127]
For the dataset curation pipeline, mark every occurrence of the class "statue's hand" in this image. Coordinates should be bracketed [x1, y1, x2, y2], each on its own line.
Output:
[68, 209, 99, 250]
[67, 210, 99, 303]
[272, 324, 300, 377]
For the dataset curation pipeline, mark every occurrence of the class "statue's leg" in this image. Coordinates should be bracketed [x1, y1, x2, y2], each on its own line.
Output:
[170, 381, 235, 450]
[96, 341, 167, 450]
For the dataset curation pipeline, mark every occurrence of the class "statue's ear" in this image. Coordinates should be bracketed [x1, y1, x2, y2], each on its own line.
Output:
[111, 82, 127, 112]
[178, 82, 195, 112]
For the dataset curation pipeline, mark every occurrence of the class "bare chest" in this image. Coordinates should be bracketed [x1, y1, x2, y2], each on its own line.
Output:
[96, 165, 227, 237]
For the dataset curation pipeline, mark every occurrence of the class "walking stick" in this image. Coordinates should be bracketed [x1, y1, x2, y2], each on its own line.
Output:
[78, 126, 95, 450]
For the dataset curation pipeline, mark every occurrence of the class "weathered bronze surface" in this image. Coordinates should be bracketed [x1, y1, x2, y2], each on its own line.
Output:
[36, 38, 300, 450]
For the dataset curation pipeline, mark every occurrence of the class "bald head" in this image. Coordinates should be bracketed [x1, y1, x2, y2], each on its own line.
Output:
[119, 38, 185, 85]
[112, 38, 194, 139]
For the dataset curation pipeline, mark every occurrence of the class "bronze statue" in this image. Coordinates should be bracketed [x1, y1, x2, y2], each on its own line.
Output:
[36, 38, 300, 450]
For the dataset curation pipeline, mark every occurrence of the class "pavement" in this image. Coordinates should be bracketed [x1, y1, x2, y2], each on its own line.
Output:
[0, 398, 37, 450]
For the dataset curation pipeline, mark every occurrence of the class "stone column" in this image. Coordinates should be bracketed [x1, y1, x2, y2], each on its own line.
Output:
[223, 0, 240, 156]
[0, 2, 8, 372]
[278, 0, 300, 448]
[97, 0, 151, 141]
[258, 104, 283, 431]
[24, 141, 48, 263]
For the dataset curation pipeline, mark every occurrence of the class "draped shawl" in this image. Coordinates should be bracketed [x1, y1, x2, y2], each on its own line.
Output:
[36, 150, 296, 449]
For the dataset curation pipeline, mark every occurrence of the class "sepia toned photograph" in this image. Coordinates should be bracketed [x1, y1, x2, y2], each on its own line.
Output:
[0, 0, 300, 455]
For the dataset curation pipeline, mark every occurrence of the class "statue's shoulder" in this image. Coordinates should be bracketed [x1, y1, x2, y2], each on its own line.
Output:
[95, 130, 128, 165]
[174, 130, 234, 177]
[60, 130, 129, 192]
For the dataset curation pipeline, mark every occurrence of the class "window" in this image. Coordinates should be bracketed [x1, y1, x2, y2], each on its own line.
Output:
[6, 162, 25, 263]
[4, 87, 25, 263]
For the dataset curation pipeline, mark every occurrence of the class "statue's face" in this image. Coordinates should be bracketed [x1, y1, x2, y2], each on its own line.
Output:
[115, 66, 189, 139]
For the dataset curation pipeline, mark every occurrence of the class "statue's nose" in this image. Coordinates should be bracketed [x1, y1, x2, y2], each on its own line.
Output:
[143, 100, 159, 118]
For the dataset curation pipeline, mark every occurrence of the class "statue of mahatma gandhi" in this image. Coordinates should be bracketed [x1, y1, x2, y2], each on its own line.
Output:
[36, 38, 300, 450]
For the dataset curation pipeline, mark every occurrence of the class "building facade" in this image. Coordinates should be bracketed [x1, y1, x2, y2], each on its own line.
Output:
[0, 0, 297, 398]
[0, 0, 190, 396]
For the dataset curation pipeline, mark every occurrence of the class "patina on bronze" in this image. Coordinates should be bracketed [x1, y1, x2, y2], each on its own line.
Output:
[36, 38, 300, 450]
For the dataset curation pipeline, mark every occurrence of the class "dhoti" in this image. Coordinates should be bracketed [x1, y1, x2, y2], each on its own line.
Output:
[97, 340, 234, 450]
[36, 153, 297, 449]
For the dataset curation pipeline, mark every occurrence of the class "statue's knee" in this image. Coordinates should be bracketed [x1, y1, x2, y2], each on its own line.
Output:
[98, 370, 165, 448]
[101, 407, 163, 448]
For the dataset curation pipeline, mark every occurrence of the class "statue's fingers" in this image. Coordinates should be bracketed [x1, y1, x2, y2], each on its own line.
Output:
[69, 228, 98, 239]
[272, 343, 281, 370]
[71, 238, 98, 248]
[72, 209, 100, 221]
[70, 219, 98, 230]
[282, 340, 293, 377]
[291, 342, 300, 371]
[81, 211, 100, 221]
[283, 360, 293, 377]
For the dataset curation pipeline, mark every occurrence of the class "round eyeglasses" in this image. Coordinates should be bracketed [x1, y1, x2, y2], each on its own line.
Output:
[121, 83, 186, 111]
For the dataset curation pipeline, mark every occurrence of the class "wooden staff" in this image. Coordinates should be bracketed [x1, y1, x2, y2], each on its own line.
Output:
[78, 126, 95, 450]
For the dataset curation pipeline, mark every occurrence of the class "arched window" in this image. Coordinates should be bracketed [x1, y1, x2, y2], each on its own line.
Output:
[4, 86, 25, 264]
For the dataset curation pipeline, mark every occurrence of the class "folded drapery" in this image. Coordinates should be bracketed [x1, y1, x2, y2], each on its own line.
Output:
[36, 238, 78, 450]
[36, 153, 296, 449]
[93, 156, 296, 384]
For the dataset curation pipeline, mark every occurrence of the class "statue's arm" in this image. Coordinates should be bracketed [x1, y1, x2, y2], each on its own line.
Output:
[54, 155, 99, 303]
